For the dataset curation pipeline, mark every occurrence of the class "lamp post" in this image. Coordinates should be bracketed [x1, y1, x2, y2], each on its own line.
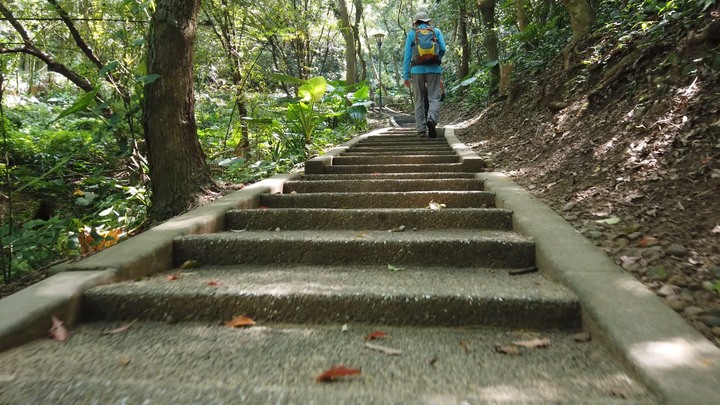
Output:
[373, 32, 385, 110]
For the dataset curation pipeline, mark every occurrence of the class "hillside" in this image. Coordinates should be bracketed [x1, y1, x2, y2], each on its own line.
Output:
[450, 11, 720, 343]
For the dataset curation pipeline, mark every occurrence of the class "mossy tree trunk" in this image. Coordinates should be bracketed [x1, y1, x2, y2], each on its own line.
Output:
[143, 0, 213, 222]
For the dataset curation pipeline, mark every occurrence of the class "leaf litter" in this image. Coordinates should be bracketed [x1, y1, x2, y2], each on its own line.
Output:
[101, 319, 137, 335]
[224, 315, 256, 328]
[316, 365, 361, 382]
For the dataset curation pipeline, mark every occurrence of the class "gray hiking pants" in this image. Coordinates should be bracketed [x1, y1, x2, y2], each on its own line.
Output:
[411, 73, 442, 133]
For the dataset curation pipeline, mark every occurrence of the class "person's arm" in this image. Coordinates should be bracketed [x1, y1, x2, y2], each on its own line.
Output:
[403, 30, 414, 87]
[436, 28, 446, 59]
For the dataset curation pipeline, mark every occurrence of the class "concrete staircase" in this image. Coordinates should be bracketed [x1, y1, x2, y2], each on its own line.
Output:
[0, 128, 656, 403]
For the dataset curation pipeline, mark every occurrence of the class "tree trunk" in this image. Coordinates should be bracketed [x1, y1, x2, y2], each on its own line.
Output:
[337, 0, 358, 85]
[458, 7, 470, 80]
[143, 0, 213, 222]
[516, 0, 530, 32]
[560, 0, 594, 40]
[478, 0, 500, 96]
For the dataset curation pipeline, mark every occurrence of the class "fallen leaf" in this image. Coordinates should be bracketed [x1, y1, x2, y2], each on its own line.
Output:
[206, 280, 223, 287]
[364, 342, 402, 355]
[166, 274, 180, 281]
[637, 236, 659, 248]
[513, 337, 551, 349]
[459, 340, 471, 353]
[387, 264, 406, 272]
[712, 225, 720, 234]
[102, 320, 137, 335]
[341, 324, 349, 333]
[119, 356, 131, 367]
[180, 259, 201, 269]
[224, 315, 256, 328]
[572, 332, 592, 343]
[428, 201, 446, 210]
[316, 365, 361, 382]
[429, 356, 438, 367]
[49, 315, 69, 342]
[595, 216, 621, 225]
[494, 345, 521, 355]
[365, 331, 388, 341]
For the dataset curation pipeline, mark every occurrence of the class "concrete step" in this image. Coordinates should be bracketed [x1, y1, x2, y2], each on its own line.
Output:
[301, 172, 476, 180]
[342, 150, 457, 156]
[0, 321, 654, 404]
[282, 179, 483, 193]
[326, 163, 464, 173]
[259, 191, 496, 208]
[355, 140, 448, 147]
[332, 155, 459, 165]
[173, 229, 534, 268]
[349, 143, 452, 151]
[225, 208, 513, 231]
[82, 266, 577, 329]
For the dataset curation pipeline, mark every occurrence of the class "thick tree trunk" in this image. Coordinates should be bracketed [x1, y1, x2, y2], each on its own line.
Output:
[143, 0, 213, 222]
[458, 9, 470, 80]
[561, 0, 594, 39]
[516, 0, 530, 32]
[478, 0, 500, 95]
[337, 0, 358, 85]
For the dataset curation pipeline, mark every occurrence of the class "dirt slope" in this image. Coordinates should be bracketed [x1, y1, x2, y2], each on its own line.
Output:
[450, 12, 720, 344]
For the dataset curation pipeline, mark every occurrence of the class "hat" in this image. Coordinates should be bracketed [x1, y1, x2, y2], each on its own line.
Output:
[413, 11, 431, 23]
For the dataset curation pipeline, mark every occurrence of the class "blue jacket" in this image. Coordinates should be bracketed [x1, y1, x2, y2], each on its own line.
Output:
[403, 24, 446, 80]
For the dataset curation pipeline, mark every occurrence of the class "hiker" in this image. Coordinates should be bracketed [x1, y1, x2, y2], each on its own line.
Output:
[403, 11, 446, 138]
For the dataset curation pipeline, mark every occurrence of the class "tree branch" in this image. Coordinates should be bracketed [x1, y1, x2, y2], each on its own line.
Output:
[46, 0, 103, 69]
[0, 1, 94, 92]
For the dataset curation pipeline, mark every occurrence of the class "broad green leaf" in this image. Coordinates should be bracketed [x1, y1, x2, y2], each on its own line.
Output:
[137, 74, 160, 84]
[54, 87, 100, 121]
[299, 76, 327, 103]
[351, 86, 370, 101]
[99, 61, 119, 76]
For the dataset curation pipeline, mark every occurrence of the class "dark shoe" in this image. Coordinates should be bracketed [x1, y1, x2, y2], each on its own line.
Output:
[427, 119, 437, 138]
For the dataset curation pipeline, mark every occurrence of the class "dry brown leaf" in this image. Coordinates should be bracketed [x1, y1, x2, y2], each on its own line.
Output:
[316, 365, 361, 382]
[365, 330, 389, 341]
[224, 315, 256, 328]
[166, 274, 180, 281]
[119, 356, 131, 367]
[102, 320, 137, 335]
[364, 342, 402, 356]
[429, 356, 438, 367]
[459, 340, 471, 354]
[494, 345, 521, 355]
[513, 337, 551, 349]
[49, 315, 69, 342]
[637, 236, 659, 248]
[206, 280, 223, 287]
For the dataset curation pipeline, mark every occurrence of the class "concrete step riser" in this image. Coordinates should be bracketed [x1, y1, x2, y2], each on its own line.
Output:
[260, 192, 496, 208]
[327, 164, 464, 174]
[342, 151, 457, 156]
[301, 173, 476, 180]
[225, 208, 513, 231]
[333, 156, 459, 165]
[355, 141, 447, 147]
[173, 236, 535, 268]
[283, 179, 483, 193]
[83, 290, 579, 330]
[351, 143, 451, 149]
